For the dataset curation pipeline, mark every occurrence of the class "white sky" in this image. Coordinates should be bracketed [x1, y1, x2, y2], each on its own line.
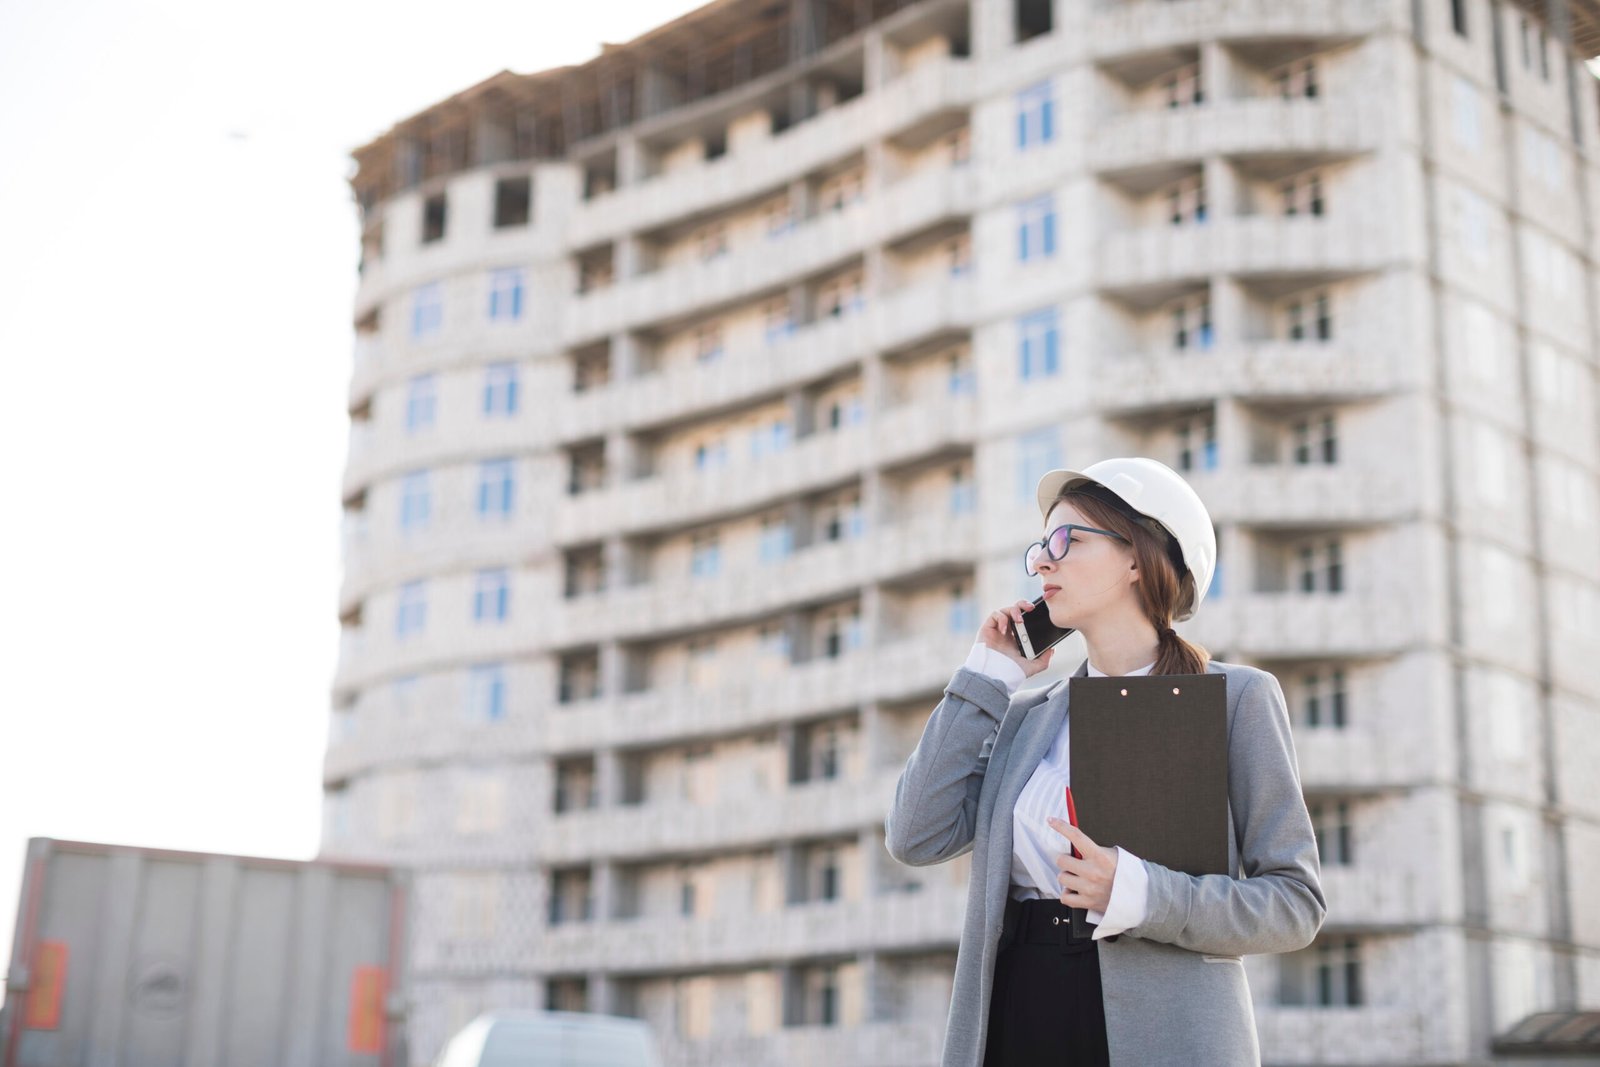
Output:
[0, 0, 699, 978]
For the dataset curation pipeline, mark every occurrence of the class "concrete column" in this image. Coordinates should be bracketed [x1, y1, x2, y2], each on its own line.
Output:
[1202, 156, 1237, 220]
[1213, 395, 1248, 473]
[786, 387, 812, 438]
[859, 951, 888, 1023]
[602, 535, 633, 594]
[615, 134, 645, 186]
[971, 0, 1015, 60]
[1217, 523, 1252, 598]
[1200, 41, 1236, 101]
[860, 580, 885, 651]
[860, 702, 885, 773]
[857, 827, 881, 899]
[595, 748, 621, 807]
[789, 177, 814, 222]
[614, 236, 643, 281]
[1211, 276, 1246, 348]
[778, 842, 804, 904]
[587, 971, 617, 1014]
[862, 29, 895, 92]
[474, 113, 512, 165]
[599, 641, 627, 700]
[778, 723, 800, 786]
[592, 859, 617, 921]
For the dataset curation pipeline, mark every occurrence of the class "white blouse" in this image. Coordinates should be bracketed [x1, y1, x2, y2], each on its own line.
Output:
[962, 640, 1153, 941]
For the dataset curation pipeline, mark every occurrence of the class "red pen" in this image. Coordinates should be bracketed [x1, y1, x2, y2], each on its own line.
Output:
[1063, 785, 1082, 860]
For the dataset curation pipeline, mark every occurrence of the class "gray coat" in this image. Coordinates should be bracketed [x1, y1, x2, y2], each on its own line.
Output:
[884, 656, 1326, 1067]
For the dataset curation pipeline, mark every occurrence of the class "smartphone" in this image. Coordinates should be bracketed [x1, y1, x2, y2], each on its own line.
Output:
[1013, 595, 1075, 660]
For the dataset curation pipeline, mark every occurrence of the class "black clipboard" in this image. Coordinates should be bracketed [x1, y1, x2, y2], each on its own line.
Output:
[1067, 672, 1229, 938]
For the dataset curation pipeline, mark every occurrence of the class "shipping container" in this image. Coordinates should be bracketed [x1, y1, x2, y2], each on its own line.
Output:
[1, 837, 408, 1067]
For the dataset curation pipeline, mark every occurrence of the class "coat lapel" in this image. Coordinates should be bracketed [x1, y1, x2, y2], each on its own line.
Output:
[1000, 657, 1091, 806]
[984, 658, 1093, 907]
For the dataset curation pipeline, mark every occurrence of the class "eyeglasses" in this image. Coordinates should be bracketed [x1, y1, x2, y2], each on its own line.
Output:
[1024, 523, 1131, 576]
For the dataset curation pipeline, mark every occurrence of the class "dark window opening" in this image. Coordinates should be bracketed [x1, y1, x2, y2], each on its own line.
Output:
[1015, 0, 1052, 42]
[422, 194, 447, 244]
[494, 177, 531, 228]
[1450, 0, 1467, 38]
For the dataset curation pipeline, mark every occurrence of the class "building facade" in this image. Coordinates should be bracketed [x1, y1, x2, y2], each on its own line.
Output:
[326, 0, 1600, 1062]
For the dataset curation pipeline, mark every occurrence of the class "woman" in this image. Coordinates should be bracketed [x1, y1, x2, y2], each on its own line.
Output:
[884, 456, 1325, 1067]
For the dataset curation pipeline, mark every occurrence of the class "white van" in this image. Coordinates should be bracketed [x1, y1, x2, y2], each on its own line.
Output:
[433, 1010, 664, 1067]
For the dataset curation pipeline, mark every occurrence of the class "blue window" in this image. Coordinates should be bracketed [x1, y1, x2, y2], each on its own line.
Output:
[949, 361, 976, 396]
[411, 283, 442, 338]
[764, 301, 796, 344]
[468, 663, 506, 722]
[1209, 557, 1223, 598]
[395, 580, 427, 637]
[406, 374, 437, 433]
[1016, 195, 1056, 262]
[488, 268, 525, 322]
[1018, 308, 1060, 380]
[690, 536, 721, 578]
[1016, 81, 1055, 150]
[476, 458, 515, 518]
[949, 589, 980, 635]
[473, 568, 509, 623]
[759, 520, 794, 562]
[1017, 427, 1063, 503]
[695, 439, 729, 471]
[399, 470, 431, 531]
[483, 362, 519, 417]
[750, 420, 791, 460]
[950, 472, 975, 515]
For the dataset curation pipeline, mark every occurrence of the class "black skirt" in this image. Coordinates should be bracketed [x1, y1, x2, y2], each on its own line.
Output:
[982, 896, 1111, 1067]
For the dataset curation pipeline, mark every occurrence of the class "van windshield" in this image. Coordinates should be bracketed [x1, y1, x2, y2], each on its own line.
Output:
[477, 1021, 654, 1067]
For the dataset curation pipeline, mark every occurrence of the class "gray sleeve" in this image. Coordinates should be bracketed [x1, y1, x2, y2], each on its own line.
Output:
[1128, 669, 1327, 956]
[883, 667, 1012, 868]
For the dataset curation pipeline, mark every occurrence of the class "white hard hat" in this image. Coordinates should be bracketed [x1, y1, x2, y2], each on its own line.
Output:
[1034, 457, 1217, 622]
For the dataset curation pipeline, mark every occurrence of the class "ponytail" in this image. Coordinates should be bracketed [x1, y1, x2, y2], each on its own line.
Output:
[1152, 620, 1210, 675]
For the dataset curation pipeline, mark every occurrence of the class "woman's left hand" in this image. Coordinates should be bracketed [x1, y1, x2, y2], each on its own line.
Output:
[1046, 817, 1117, 913]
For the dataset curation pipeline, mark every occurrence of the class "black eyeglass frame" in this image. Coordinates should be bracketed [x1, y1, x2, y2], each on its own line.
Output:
[1023, 523, 1132, 576]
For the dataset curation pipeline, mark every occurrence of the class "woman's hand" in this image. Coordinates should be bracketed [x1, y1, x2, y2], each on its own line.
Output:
[1046, 817, 1117, 913]
[977, 600, 1055, 679]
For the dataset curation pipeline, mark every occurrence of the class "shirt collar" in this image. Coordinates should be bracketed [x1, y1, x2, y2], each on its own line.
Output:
[1085, 658, 1157, 677]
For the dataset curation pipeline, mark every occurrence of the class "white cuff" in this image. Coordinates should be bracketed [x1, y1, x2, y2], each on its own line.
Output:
[1089, 846, 1150, 940]
[962, 640, 1026, 697]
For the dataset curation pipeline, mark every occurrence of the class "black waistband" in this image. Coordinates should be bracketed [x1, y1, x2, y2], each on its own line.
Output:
[1003, 895, 1098, 947]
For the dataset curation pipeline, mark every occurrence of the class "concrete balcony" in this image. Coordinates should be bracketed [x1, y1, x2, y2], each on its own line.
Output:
[536, 886, 966, 975]
[348, 338, 383, 410]
[544, 630, 972, 754]
[321, 708, 536, 786]
[1256, 1006, 1435, 1065]
[1093, 341, 1401, 411]
[340, 415, 531, 507]
[1182, 463, 1418, 528]
[556, 424, 867, 544]
[331, 611, 529, 696]
[1187, 591, 1424, 659]
[551, 273, 978, 446]
[542, 771, 897, 865]
[872, 392, 979, 468]
[1088, 0, 1394, 62]
[337, 509, 536, 619]
[1295, 726, 1418, 796]
[1097, 216, 1379, 294]
[1318, 862, 1435, 930]
[564, 163, 978, 346]
[564, 56, 977, 250]
[1089, 96, 1376, 177]
[554, 513, 978, 645]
